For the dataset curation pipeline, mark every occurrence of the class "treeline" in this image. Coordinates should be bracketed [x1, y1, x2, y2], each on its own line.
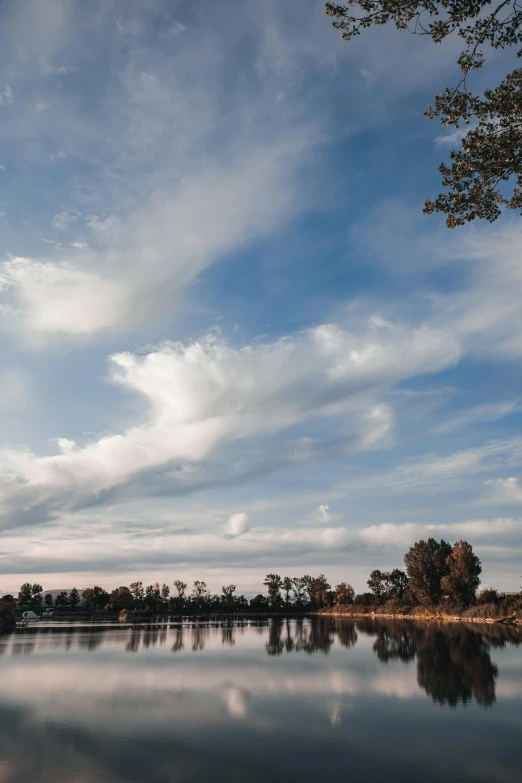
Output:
[2, 538, 520, 618]
[3, 580, 253, 614]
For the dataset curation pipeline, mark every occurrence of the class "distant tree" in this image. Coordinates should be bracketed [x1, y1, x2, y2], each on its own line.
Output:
[249, 593, 269, 609]
[111, 586, 135, 612]
[55, 591, 70, 608]
[18, 582, 42, 610]
[440, 540, 482, 606]
[292, 577, 308, 606]
[282, 576, 294, 607]
[312, 574, 332, 608]
[302, 575, 316, 605]
[18, 583, 32, 608]
[82, 586, 110, 613]
[366, 569, 408, 602]
[143, 583, 162, 613]
[326, 0, 522, 227]
[161, 584, 170, 602]
[404, 538, 453, 605]
[1, 594, 14, 604]
[173, 580, 188, 610]
[44, 593, 54, 607]
[263, 574, 283, 608]
[31, 584, 43, 609]
[192, 580, 209, 610]
[386, 569, 409, 601]
[69, 587, 81, 609]
[335, 582, 355, 605]
[221, 584, 236, 610]
[367, 570, 386, 601]
[173, 579, 187, 597]
[129, 581, 145, 608]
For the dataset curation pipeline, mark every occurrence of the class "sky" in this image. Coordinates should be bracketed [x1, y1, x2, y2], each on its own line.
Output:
[0, 0, 521, 596]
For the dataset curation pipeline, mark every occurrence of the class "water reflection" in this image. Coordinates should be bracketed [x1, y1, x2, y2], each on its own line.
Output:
[0, 618, 521, 783]
[1, 617, 519, 710]
[359, 620, 503, 707]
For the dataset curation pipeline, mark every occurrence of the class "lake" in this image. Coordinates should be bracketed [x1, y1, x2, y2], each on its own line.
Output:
[0, 617, 521, 782]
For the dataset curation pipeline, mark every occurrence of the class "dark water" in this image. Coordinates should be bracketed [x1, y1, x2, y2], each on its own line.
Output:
[0, 617, 521, 783]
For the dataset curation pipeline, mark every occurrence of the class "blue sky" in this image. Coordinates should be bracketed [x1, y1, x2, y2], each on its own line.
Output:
[1, 0, 521, 595]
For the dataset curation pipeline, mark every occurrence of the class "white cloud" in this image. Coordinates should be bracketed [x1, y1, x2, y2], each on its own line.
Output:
[434, 127, 468, 147]
[0, 138, 311, 338]
[318, 504, 331, 523]
[0, 318, 457, 524]
[0, 257, 131, 335]
[225, 513, 250, 539]
[486, 477, 522, 504]
[358, 518, 520, 549]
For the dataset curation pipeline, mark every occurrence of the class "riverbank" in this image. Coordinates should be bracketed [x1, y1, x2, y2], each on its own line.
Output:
[320, 607, 522, 625]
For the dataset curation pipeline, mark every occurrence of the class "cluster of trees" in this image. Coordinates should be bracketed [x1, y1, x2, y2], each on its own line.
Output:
[357, 539, 482, 610]
[98, 581, 252, 613]
[258, 574, 340, 610]
[261, 539, 485, 612]
[5, 581, 252, 615]
[3, 538, 516, 617]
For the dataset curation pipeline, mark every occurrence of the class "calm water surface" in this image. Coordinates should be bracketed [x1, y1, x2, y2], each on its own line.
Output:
[0, 617, 521, 783]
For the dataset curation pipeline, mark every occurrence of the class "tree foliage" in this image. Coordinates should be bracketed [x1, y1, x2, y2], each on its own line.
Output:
[221, 584, 237, 609]
[282, 576, 294, 607]
[82, 586, 110, 612]
[55, 591, 70, 608]
[404, 537, 452, 604]
[440, 539, 482, 605]
[326, 0, 522, 226]
[68, 587, 81, 609]
[17, 582, 43, 610]
[263, 574, 283, 607]
[367, 569, 386, 599]
[367, 568, 409, 601]
[335, 581, 355, 604]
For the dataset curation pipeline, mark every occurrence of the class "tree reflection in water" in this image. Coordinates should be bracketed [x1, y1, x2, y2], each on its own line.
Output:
[357, 619, 506, 707]
[2, 617, 519, 709]
[417, 628, 498, 707]
[266, 617, 335, 656]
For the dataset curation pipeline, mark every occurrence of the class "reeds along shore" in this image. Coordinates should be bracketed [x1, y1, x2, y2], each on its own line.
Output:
[320, 604, 522, 625]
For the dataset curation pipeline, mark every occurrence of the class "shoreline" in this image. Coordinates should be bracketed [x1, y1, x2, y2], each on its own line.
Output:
[319, 609, 522, 625]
